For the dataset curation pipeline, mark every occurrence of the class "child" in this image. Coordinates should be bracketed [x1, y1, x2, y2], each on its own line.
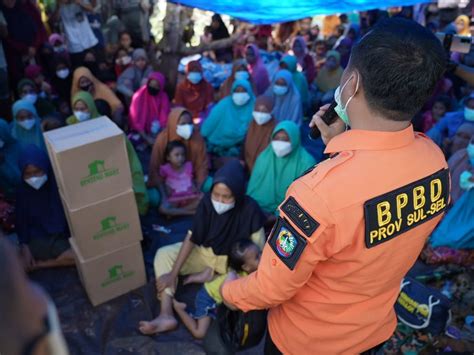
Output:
[422, 96, 451, 132]
[172, 239, 261, 339]
[158, 141, 201, 216]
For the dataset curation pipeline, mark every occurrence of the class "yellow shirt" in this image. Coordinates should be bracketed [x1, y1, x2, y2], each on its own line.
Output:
[205, 272, 247, 304]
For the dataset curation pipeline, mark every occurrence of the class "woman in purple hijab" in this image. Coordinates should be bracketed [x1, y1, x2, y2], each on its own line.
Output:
[245, 44, 270, 96]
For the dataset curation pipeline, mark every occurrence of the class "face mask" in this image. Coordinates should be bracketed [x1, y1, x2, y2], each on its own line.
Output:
[150, 120, 161, 135]
[176, 124, 194, 140]
[53, 45, 66, 53]
[74, 111, 90, 122]
[272, 140, 292, 157]
[0, 139, 4, 149]
[464, 107, 474, 121]
[147, 86, 160, 96]
[18, 118, 36, 130]
[459, 170, 473, 191]
[187, 72, 203, 84]
[232, 92, 251, 106]
[121, 56, 132, 66]
[334, 74, 360, 127]
[211, 198, 235, 215]
[56, 69, 70, 79]
[467, 142, 474, 166]
[24, 93, 38, 105]
[235, 71, 250, 81]
[273, 84, 288, 96]
[253, 111, 272, 125]
[25, 174, 48, 190]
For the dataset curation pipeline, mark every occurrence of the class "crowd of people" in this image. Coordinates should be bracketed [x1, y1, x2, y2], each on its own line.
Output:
[0, 0, 473, 352]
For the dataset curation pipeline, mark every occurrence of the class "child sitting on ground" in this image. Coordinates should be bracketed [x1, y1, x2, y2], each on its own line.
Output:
[172, 239, 261, 339]
[158, 140, 201, 216]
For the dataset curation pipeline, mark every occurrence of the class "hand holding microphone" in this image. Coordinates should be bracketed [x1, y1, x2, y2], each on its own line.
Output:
[309, 102, 347, 145]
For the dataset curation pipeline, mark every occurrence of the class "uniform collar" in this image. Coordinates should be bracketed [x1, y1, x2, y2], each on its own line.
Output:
[325, 125, 415, 154]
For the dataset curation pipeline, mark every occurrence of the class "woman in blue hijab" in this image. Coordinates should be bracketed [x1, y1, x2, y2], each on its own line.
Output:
[265, 69, 303, 125]
[16, 145, 74, 271]
[11, 99, 45, 150]
[201, 79, 256, 157]
[0, 119, 22, 198]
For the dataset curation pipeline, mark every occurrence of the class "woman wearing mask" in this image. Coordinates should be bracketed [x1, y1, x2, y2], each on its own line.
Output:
[247, 121, 315, 215]
[129, 72, 171, 146]
[11, 100, 45, 150]
[244, 96, 276, 171]
[280, 55, 309, 115]
[0, 119, 22, 199]
[201, 80, 255, 158]
[17, 79, 56, 118]
[139, 160, 265, 335]
[447, 138, 474, 204]
[291, 36, 316, 84]
[66, 91, 99, 125]
[149, 108, 208, 190]
[71, 67, 124, 125]
[117, 48, 153, 101]
[114, 47, 132, 77]
[174, 61, 214, 119]
[16, 144, 74, 271]
[218, 60, 256, 101]
[245, 44, 270, 95]
[51, 58, 73, 106]
[265, 69, 303, 125]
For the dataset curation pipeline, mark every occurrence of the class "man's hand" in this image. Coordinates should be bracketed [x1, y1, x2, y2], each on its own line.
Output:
[309, 104, 346, 145]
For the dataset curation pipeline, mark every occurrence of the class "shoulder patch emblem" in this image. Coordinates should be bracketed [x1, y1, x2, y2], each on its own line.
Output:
[364, 169, 450, 249]
[269, 217, 307, 270]
[281, 197, 319, 237]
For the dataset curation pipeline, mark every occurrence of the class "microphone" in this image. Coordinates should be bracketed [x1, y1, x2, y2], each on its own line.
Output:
[309, 101, 338, 140]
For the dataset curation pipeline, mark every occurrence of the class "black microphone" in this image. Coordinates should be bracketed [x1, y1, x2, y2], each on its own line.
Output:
[309, 101, 338, 140]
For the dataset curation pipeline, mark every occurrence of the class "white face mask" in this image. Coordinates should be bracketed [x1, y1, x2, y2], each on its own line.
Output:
[25, 174, 48, 190]
[211, 198, 235, 215]
[253, 111, 272, 125]
[24, 93, 38, 104]
[151, 120, 161, 135]
[74, 111, 91, 122]
[0, 139, 4, 149]
[56, 69, 70, 79]
[232, 92, 251, 106]
[272, 140, 292, 158]
[18, 118, 36, 130]
[176, 124, 194, 140]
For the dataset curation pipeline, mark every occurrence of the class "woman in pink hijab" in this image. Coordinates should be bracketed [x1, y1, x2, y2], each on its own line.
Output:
[129, 72, 171, 146]
[245, 44, 270, 96]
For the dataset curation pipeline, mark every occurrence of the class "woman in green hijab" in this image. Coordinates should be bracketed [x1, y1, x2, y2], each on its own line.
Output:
[280, 55, 310, 115]
[247, 121, 316, 215]
[66, 91, 149, 215]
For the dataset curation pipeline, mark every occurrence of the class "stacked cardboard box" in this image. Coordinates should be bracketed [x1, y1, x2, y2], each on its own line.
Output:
[44, 117, 146, 306]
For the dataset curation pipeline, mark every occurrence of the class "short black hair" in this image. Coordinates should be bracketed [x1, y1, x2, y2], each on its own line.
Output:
[349, 18, 446, 121]
[228, 239, 255, 272]
[164, 140, 186, 160]
[94, 99, 111, 117]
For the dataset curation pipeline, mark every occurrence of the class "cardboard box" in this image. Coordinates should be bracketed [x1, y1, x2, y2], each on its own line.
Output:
[44, 117, 132, 210]
[64, 189, 142, 259]
[71, 239, 146, 306]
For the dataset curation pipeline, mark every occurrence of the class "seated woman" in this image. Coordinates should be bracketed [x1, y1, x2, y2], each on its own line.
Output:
[138, 160, 265, 335]
[244, 96, 277, 172]
[71, 67, 124, 125]
[117, 48, 153, 102]
[265, 69, 303, 125]
[174, 61, 214, 119]
[158, 141, 201, 217]
[66, 94, 150, 216]
[11, 100, 45, 150]
[291, 36, 316, 84]
[245, 44, 270, 96]
[201, 80, 255, 159]
[247, 121, 316, 216]
[448, 137, 474, 204]
[129, 72, 170, 147]
[16, 144, 74, 271]
[17, 78, 56, 118]
[0, 119, 22, 199]
[218, 60, 256, 101]
[314, 50, 344, 104]
[149, 108, 209, 190]
[280, 55, 310, 115]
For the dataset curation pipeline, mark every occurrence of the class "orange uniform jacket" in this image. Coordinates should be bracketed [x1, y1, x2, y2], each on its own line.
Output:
[222, 126, 449, 354]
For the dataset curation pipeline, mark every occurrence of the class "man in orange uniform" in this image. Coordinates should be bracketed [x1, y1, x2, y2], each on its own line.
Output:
[221, 18, 450, 354]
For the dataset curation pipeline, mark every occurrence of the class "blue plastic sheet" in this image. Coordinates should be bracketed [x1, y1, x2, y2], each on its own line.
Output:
[168, 0, 430, 24]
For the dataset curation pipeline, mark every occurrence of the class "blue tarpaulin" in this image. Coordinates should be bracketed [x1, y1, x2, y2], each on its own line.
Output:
[168, 0, 431, 24]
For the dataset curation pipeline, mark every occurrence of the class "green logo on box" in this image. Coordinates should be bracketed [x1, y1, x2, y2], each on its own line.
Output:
[93, 216, 130, 241]
[101, 264, 134, 288]
[80, 160, 119, 187]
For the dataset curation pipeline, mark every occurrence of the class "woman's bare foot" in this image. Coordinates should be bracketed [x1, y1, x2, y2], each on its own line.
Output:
[183, 267, 214, 285]
[138, 315, 178, 335]
[172, 299, 187, 312]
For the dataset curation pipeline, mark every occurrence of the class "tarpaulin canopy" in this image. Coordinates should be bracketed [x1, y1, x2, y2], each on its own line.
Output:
[168, 0, 431, 24]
